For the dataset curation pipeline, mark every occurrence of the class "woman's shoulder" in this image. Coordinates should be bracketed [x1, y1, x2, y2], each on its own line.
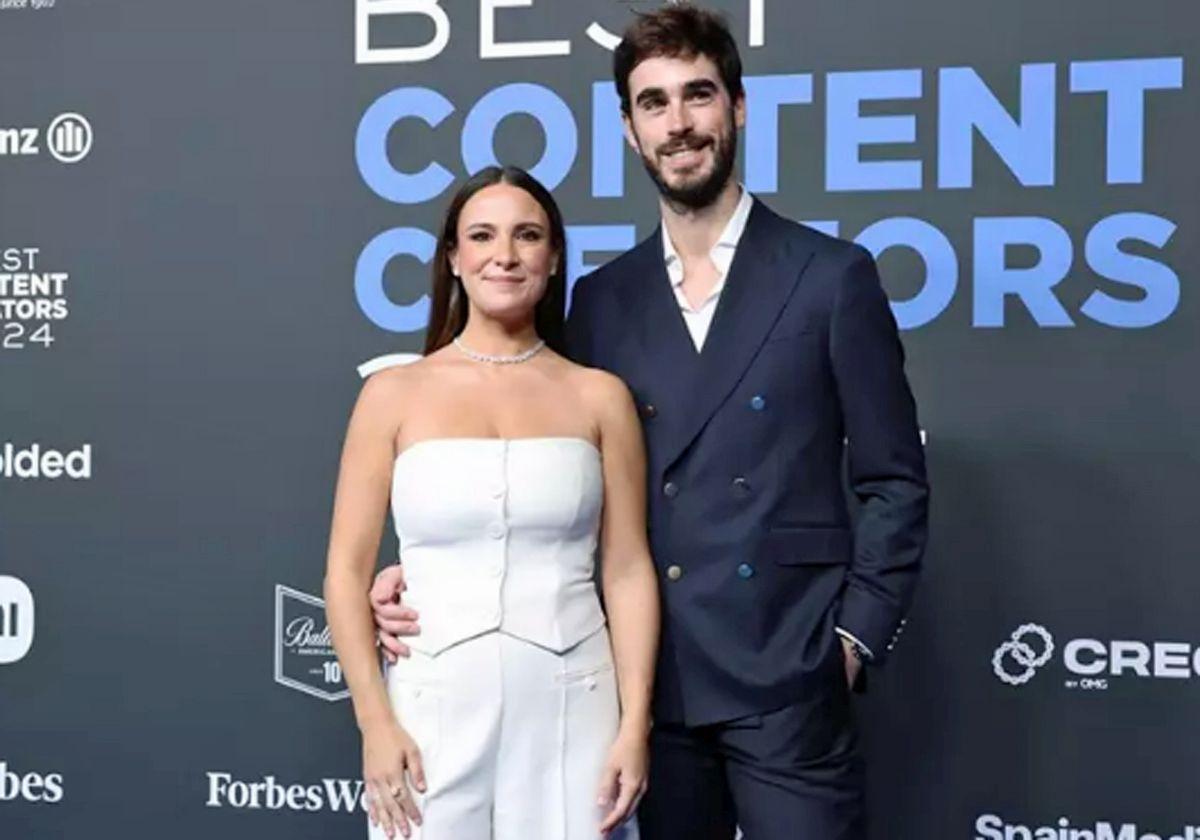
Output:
[357, 351, 447, 409]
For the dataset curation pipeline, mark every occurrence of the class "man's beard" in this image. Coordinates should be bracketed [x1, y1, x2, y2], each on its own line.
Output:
[638, 119, 737, 211]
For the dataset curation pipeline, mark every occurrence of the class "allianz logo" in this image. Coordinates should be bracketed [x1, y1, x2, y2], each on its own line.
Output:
[0, 761, 64, 803]
[993, 623, 1200, 689]
[0, 114, 92, 163]
[976, 813, 1200, 840]
[0, 443, 92, 480]
[205, 772, 365, 813]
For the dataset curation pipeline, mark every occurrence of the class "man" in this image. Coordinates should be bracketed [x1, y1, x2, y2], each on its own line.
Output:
[370, 5, 928, 838]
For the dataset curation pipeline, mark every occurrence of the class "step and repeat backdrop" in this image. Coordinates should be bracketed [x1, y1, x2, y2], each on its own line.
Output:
[2, 1, 1196, 838]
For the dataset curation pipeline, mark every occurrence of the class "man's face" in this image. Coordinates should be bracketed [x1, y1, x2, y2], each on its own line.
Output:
[622, 52, 745, 210]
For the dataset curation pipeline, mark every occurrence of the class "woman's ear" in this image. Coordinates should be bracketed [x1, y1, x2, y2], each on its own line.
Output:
[448, 249, 459, 277]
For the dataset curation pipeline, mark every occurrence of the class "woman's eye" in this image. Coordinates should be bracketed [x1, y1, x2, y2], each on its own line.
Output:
[518, 230, 543, 241]
[469, 232, 491, 242]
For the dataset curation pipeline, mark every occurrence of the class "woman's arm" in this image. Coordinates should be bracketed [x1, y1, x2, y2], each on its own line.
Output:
[325, 373, 399, 733]
[323, 373, 423, 837]
[587, 371, 660, 833]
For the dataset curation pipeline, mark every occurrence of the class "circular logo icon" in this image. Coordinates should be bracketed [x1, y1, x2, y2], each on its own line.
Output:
[993, 623, 1054, 686]
[46, 113, 92, 164]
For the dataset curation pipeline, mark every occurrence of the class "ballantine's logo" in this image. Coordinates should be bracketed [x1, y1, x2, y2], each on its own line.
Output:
[0, 443, 92, 480]
[976, 813, 1200, 840]
[274, 585, 348, 701]
[0, 761, 64, 803]
[205, 772, 365, 812]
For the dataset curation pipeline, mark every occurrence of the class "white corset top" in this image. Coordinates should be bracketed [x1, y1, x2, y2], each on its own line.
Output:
[389, 437, 607, 656]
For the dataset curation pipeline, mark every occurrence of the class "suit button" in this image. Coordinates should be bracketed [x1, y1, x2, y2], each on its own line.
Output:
[643, 403, 658, 419]
[666, 565, 683, 581]
[737, 562, 755, 579]
[731, 476, 751, 496]
[663, 481, 679, 498]
[750, 395, 766, 411]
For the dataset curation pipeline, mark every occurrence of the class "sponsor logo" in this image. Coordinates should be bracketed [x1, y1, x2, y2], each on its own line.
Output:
[993, 623, 1200, 690]
[976, 813, 1200, 840]
[0, 577, 35, 665]
[274, 585, 348, 701]
[0, 112, 91, 162]
[0, 0, 60, 12]
[993, 623, 1055, 686]
[0, 444, 92, 480]
[205, 772, 364, 813]
[0, 761, 63, 803]
[2, 247, 71, 352]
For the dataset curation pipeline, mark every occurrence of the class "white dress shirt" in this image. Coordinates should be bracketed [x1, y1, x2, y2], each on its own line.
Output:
[661, 185, 754, 351]
[660, 188, 874, 662]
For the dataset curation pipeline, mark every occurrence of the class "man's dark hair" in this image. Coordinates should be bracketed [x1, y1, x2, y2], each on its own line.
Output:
[613, 3, 744, 116]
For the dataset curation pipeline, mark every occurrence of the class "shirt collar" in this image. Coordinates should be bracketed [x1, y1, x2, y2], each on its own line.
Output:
[662, 186, 754, 287]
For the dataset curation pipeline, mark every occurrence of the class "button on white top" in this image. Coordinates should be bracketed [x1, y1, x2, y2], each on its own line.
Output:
[488, 522, 507, 539]
[490, 482, 506, 499]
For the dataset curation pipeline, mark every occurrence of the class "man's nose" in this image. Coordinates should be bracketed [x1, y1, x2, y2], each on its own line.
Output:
[665, 98, 694, 134]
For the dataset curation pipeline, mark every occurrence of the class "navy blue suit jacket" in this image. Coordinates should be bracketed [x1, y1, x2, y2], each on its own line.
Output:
[566, 198, 929, 726]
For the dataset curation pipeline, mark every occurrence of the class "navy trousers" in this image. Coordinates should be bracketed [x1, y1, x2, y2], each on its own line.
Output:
[636, 673, 865, 840]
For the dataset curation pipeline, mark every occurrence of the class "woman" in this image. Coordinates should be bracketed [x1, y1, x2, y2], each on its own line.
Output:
[324, 165, 659, 840]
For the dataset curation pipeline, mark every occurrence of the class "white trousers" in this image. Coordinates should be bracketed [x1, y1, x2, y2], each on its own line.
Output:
[368, 628, 638, 840]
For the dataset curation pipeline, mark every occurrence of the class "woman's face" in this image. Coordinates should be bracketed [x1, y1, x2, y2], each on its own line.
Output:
[449, 183, 558, 324]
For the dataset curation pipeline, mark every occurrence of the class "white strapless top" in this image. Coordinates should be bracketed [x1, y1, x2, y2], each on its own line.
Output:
[389, 437, 607, 656]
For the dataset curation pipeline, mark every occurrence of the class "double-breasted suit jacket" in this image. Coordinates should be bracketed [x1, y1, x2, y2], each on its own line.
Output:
[566, 198, 929, 727]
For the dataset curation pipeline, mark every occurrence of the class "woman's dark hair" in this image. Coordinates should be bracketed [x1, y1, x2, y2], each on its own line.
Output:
[613, 3, 744, 116]
[423, 165, 567, 356]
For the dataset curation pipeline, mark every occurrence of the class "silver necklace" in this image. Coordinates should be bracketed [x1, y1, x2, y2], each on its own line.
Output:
[452, 336, 545, 365]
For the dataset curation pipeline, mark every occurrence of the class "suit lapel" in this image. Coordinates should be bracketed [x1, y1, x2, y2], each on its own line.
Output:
[634, 226, 699, 366]
[615, 229, 700, 419]
[661, 201, 814, 469]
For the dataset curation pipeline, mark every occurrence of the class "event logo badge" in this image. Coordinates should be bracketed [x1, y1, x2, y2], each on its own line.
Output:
[0, 576, 35, 665]
[274, 585, 348, 701]
[2, 246, 71, 352]
[992, 623, 1055, 686]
